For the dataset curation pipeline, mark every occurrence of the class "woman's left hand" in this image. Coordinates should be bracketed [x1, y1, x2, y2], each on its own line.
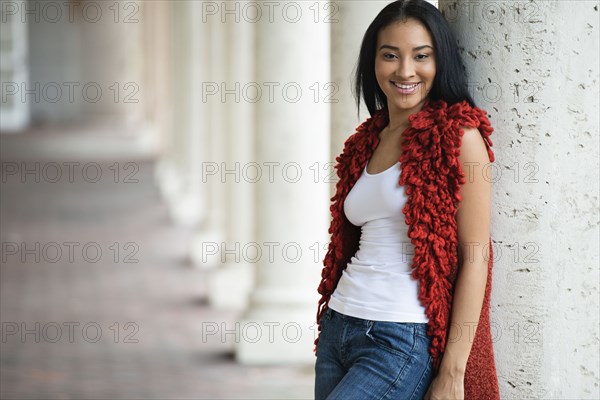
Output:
[423, 371, 464, 400]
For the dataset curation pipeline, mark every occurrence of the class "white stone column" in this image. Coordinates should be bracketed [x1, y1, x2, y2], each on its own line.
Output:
[188, 13, 228, 270]
[155, 1, 208, 228]
[151, 2, 181, 206]
[0, 0, 30, 132]
[439, 1, 599, 397]
[141, 1, 171, 159]
[235, 2, 331, 364]
[205, 9, 257, 309]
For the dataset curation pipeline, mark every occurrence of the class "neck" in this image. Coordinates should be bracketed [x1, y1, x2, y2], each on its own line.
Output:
[386, 98, 429, 132]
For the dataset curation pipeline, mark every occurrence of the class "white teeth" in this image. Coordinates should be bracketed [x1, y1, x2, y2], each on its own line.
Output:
[394, 82, 419, 89]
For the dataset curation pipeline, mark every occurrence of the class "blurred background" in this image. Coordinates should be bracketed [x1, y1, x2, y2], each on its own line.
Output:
[0, 0, 598, 399]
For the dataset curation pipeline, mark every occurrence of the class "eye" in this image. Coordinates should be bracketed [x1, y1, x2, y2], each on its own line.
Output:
[415, 54, 430, 61]
[383, 53, 398, 60]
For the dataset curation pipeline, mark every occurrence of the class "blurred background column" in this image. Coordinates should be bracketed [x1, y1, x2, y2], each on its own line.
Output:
[0, 0, 30, 132]
[155, 1, 208, 228]
[141, 1, 171, 164]
[438, 0, 599, 398]
[189, 11, 228, 270]
[235, 2, 331, 364]
[204, 6, 257, 310]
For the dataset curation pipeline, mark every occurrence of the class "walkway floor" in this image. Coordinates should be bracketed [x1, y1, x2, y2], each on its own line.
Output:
[0, 136, 315, 399]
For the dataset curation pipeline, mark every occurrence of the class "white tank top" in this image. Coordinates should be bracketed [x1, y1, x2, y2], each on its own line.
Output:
[327, 159, 429, 323]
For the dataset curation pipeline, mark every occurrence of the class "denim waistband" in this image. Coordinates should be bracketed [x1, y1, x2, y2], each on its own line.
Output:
[328, 307, 429, 326]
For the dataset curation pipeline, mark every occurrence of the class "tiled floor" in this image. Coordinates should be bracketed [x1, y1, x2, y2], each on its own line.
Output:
[0, 141, 315, 399]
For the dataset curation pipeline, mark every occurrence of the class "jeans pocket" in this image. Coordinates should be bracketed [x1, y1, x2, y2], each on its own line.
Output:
[323, 307, 334, 323]
[318, 308, 334, 336]
[365, 321, 415, 360]
[412, 323, 431, 341]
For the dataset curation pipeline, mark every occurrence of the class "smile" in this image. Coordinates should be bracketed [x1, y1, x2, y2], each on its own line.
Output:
[391, 81, 420, 94]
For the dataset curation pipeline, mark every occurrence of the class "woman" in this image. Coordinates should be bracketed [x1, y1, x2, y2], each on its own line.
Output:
[313, 1, 500, 399]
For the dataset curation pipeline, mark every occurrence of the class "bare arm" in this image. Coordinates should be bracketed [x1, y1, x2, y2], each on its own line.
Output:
[439, 126, 492, 376]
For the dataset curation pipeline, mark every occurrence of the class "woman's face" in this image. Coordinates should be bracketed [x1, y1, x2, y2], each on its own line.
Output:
[375, 18, 436, 113]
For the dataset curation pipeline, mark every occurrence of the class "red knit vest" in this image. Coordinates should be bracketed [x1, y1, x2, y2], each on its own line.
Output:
[314, 99, 500, 399]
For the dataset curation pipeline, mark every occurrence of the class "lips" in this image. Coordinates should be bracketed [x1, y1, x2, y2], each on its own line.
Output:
[393, 81, 419, 89]
[391, 81, 420, 95]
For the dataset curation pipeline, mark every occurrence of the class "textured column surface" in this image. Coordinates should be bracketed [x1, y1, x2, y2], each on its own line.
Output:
[438, 1, 599, 398]
[235, 2, 331, 364]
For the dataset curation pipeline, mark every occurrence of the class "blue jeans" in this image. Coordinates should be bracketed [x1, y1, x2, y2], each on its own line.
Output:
[314, 308, 435, 400]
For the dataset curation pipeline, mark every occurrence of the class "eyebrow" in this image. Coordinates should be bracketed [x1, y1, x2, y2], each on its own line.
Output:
[379, 44, 434, 52]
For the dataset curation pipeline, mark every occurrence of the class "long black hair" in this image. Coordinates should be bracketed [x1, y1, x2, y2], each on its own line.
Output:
[354, 0, 475, 116]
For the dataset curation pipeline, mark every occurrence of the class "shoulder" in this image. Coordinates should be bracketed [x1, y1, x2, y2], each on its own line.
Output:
[458, 126, 490, 163]
[446, 102, 495, 163]
[460, 126, 484, 142]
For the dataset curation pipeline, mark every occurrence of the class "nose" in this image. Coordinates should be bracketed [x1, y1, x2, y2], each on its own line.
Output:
[395, 57, 416, 79]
